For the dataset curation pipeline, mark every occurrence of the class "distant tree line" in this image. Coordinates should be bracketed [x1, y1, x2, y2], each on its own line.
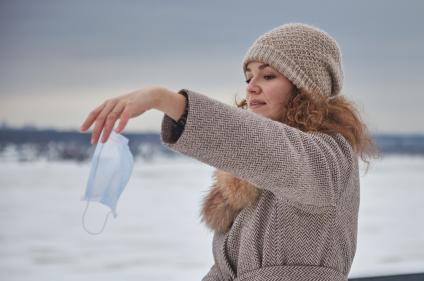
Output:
[0, 128, 179, 162]
[1, 128, 424, 162]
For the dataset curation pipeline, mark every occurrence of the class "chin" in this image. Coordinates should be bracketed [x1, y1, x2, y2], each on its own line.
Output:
[248, 108, 277, 120]
[251, 110, 269, 119]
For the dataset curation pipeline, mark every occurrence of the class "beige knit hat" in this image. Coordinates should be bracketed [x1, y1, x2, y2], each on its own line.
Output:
[242, 23, 343, 97]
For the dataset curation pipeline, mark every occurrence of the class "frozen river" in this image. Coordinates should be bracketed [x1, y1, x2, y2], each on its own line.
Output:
[0, 155, 423, 280]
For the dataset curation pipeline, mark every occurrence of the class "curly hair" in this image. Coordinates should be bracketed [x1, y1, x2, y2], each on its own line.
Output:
[234, 88, 380, 172]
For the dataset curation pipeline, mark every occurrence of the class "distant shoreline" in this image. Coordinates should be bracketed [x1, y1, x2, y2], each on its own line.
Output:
[1, 127, 424, 162]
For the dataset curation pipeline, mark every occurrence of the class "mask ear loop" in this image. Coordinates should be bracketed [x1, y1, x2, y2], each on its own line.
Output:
[82, 200, 112, 235]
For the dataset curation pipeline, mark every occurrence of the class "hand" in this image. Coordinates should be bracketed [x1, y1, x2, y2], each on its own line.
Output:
[79, 86, 162, 144]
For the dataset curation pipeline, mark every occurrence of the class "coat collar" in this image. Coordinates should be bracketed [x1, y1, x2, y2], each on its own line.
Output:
[200, 169, 261, 233]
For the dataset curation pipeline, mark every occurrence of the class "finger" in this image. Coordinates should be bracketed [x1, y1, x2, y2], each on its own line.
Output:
[115, 106, 133, 133]
[101, 103, 126, 143]
[91, 100, 118, 144]
[80, 102, 106, 132]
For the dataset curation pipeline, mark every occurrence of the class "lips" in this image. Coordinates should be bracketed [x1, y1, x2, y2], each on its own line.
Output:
[249, 99, 266, 108]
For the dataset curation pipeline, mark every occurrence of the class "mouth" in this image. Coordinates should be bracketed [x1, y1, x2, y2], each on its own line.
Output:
[249, 101, 266, 109]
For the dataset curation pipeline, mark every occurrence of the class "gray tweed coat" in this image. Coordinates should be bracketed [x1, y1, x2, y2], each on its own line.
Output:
[160, 89, 360, 281]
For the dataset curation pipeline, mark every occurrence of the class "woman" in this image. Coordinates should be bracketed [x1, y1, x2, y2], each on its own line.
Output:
[80, 23, 377, 281]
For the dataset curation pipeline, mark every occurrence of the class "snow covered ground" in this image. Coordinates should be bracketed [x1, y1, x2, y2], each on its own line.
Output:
[0, 155, 423, 280]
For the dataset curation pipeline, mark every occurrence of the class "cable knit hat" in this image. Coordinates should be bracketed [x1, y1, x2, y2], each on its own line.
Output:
[242, 23, 343, 97]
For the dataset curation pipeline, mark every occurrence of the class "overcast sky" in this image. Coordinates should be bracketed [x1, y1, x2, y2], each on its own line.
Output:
[0, 0, 423, 134]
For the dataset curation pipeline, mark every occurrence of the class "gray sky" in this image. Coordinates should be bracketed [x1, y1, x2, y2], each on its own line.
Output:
[1, 0, 423, 133]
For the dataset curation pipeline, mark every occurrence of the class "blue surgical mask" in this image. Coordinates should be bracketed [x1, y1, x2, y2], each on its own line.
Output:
[81, 130, 134, 235]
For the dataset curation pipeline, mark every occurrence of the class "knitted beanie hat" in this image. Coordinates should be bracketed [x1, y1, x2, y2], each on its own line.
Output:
[242, 23, 343, 97]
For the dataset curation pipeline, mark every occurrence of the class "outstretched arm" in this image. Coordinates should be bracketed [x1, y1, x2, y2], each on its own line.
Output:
[160, 89, 357, 209]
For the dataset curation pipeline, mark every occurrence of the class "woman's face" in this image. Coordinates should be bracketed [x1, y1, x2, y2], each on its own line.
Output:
[244, 61, 295, 121]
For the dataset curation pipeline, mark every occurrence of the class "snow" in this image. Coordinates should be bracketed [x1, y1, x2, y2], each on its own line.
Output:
[0, 155, 423, 280]
[350, 155, 424, 278]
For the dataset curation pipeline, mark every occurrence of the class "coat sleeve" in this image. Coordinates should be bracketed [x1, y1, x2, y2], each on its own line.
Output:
[160, 89, 356, 209]
[163, 90, 189, 143]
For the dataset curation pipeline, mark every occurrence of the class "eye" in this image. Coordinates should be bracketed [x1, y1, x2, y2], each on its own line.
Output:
[245, 75, 275, 84]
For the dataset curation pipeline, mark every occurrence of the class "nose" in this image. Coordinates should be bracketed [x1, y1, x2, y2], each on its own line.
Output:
[246, 78, 261, 95]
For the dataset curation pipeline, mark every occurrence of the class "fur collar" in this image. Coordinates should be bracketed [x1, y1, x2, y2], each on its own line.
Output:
[200, 169, 261, 233]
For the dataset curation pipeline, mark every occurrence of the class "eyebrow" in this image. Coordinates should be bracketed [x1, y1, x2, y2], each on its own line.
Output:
[245, 63, 270, 73]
